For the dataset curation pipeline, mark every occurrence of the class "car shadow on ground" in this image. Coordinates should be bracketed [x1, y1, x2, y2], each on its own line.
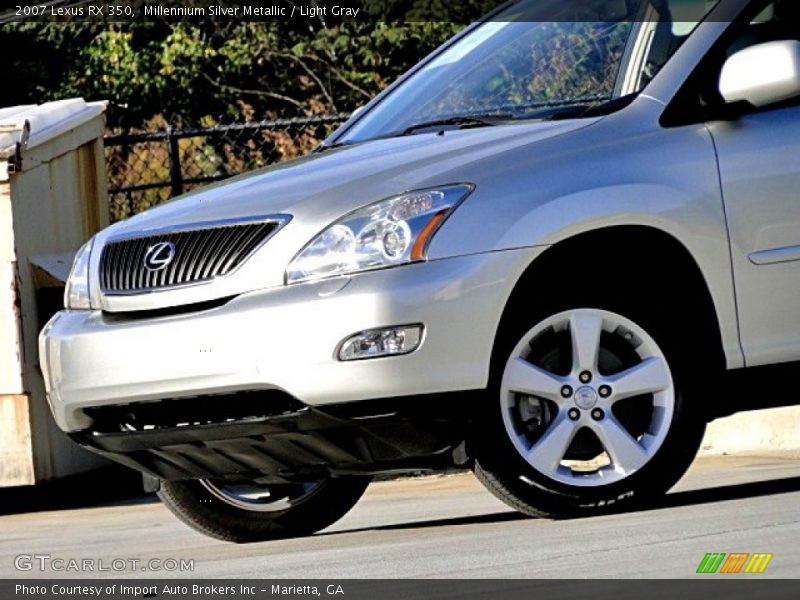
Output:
[4, 468, 800, 526]
[651, 474, 800, 511]
[0, 467, 157, 516]
[327, 474, 800, 535]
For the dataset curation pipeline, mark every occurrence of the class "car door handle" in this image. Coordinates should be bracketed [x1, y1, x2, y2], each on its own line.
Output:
[748, 245, 800, 265]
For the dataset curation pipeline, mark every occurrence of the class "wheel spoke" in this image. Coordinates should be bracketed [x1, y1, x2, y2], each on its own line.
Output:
[504, 357, 565, 401]
[200, 480, 318, 513]
[591, 416, 649, 475]
[607, 356, 671, 401]
[500, 308, 675, 487]
[525, 415, 577, 475]
[569, 311, 603, 373]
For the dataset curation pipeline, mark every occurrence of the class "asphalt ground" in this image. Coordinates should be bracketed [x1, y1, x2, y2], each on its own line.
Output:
[1, 455, 799, 579]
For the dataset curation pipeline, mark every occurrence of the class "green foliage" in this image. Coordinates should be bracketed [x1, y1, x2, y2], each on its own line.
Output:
[0, 4, 497, 128]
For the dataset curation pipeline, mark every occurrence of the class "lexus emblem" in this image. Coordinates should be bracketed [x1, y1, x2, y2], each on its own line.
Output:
[143, 241, 177, 271]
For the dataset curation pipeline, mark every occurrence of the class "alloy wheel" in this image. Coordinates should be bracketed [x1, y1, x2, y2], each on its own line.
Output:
[500, 308, 675, 487]
[199, 480, 322, 512]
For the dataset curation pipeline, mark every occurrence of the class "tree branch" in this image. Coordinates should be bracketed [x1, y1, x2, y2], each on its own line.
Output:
[300, 52, 372, 99]
[272, 52, 338, 111]
[202, 72, 304, 108]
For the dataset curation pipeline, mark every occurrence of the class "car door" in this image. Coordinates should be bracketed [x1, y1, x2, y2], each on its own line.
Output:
[707, 1, 800, 366]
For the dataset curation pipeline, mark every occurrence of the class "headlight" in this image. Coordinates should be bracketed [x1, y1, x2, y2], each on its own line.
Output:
[64, 239, 94, 310]
[286, 184, 473, 284]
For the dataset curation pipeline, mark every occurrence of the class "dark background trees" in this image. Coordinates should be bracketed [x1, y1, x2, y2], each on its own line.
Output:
[0, 2, 503, 217]
[0, 2, 498, 128]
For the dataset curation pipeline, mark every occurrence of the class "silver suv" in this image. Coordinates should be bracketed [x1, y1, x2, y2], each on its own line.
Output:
[41, 0, 800, 542]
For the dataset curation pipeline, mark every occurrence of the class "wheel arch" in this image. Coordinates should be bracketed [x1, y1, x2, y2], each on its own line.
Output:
[492, 225, 727, 385]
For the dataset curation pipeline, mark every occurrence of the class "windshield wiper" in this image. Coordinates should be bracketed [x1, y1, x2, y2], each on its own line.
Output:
[317, 114, 513, 150]
[314, 114, 507, 151]
[314, 139, 356, 153]
[517, 94, 638, 121]
[316, 97, 634, 151]
[400, 97, 635, 134]
[399, 113, 513, 136]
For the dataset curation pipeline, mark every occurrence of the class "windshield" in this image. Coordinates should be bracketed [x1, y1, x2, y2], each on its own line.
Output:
[337, 0, 719, 144]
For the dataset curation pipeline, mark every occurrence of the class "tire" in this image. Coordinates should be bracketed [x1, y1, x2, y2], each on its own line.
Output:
[474, 299, 707, 518]
[158, 476, 370, 543]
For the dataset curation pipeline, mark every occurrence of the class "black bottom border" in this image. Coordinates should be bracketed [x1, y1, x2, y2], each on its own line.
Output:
[4, 579, 800, 600]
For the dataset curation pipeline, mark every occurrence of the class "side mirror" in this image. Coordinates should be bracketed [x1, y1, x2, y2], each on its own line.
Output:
[719, 40, 800, 108]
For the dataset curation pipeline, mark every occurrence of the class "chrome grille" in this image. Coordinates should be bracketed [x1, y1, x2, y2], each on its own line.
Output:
[99, 218, 285, 294]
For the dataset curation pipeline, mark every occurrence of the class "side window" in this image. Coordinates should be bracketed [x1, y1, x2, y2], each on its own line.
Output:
[625, 0, 719, 93]
[727, 0, 800, 56]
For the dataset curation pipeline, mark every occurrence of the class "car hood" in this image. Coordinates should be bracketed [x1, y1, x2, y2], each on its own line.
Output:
[95, 118, 598, 310]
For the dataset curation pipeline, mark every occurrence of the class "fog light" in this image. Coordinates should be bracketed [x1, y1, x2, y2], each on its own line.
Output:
[338, 325, 424, 361]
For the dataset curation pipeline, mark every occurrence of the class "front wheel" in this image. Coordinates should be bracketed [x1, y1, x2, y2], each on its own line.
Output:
[475, 306, 705, 517]
[158, 476, 370, 543]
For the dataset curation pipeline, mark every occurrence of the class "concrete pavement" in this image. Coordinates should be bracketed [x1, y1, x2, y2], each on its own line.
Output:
[1, 455, 799, 579]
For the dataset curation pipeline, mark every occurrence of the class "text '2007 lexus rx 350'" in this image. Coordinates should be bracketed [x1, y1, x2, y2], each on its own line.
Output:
[41, 0, 800, 541]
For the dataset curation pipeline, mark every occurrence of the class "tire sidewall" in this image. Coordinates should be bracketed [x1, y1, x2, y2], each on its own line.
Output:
[158, 476, 370, 542]
[475, 297, 706, 512]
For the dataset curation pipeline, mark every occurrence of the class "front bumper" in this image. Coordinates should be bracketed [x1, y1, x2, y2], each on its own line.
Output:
[41, 249, 538, 433]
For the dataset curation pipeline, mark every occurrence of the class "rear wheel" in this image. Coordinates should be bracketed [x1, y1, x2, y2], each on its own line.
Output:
[475, 305, 705, 517]
[158, 476, 370, 543]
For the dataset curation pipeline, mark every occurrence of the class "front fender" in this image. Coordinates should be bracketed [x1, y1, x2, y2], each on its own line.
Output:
[430, 111, 742, 368]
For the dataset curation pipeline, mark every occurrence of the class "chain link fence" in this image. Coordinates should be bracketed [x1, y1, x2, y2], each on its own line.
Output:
[105, 113, 350, 222]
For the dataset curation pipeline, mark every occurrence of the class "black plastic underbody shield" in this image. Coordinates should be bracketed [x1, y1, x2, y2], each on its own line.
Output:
[72, 391, 481, 483]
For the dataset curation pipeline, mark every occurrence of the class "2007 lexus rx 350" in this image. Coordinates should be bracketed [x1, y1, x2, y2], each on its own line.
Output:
[41, 0, 800, 541]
